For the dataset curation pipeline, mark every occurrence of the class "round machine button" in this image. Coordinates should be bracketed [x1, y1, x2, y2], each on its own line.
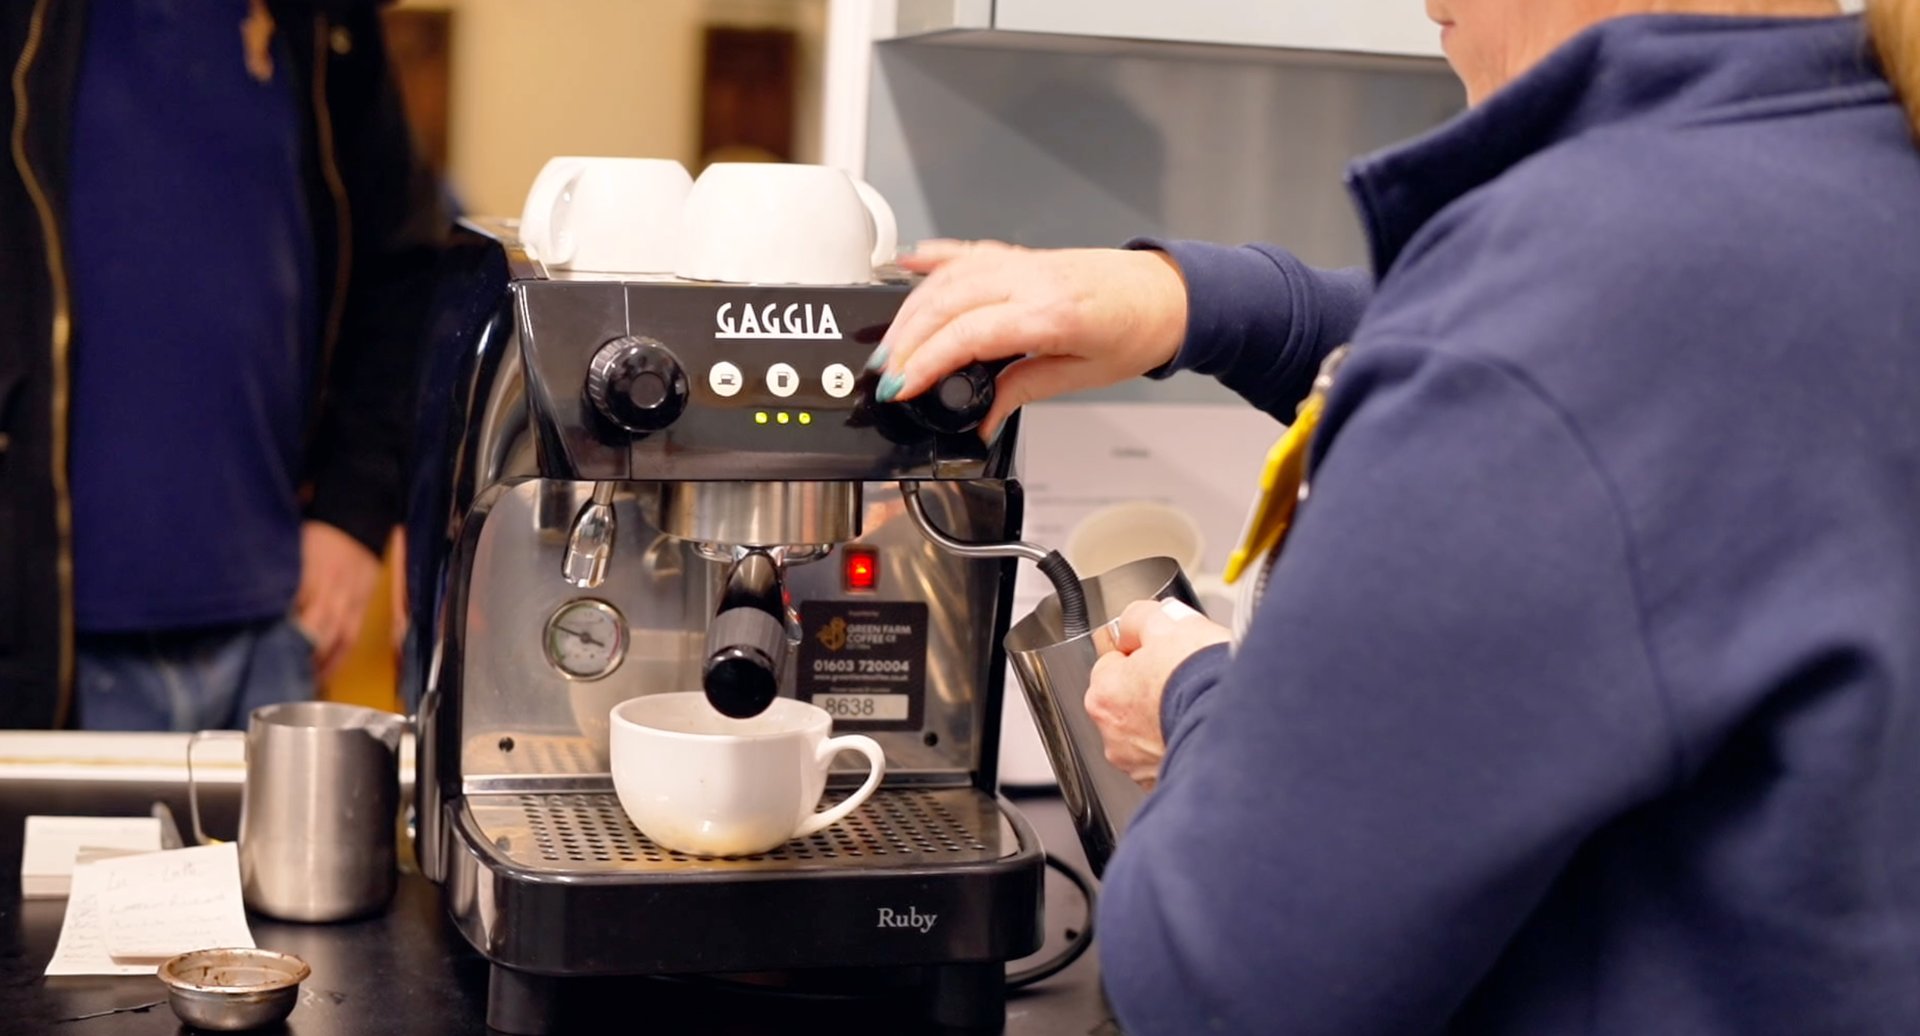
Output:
[767, 362, 800, 398]
[822, 363, 856, 399]
[936, 372, 976, 410]
[628, 371, 668, 408]
[708, 361, 744, 398]
[901, 362, 996, 435]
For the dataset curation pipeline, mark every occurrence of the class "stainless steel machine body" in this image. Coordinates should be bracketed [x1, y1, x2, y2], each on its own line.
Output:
[402, 219, 1044, 1034]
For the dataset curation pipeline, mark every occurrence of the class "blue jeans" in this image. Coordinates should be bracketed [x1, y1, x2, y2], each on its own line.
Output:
[75, 618, 316, 731]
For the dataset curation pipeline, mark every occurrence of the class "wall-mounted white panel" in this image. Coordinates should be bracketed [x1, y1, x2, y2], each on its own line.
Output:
[893, 0, 991, 36]
[883, 0, 1444, 59]
[994, 0, 1444, 59]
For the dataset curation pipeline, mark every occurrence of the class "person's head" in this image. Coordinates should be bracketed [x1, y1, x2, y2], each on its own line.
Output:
[1427, 0, 1848, 104]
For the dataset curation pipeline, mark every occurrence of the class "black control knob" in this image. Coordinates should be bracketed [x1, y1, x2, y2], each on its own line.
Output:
[906, 363, 997, 435]
[586, 336, 689, 433]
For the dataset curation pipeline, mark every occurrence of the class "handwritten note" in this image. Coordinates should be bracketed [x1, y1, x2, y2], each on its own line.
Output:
[44, 856, 155, 976]
[98, 843, 256, 961]
[45, 843, 256, 975]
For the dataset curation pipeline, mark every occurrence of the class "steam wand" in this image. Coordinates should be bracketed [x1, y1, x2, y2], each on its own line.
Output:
[562, 481, 618, 589]
[899, 483, 1091, 638]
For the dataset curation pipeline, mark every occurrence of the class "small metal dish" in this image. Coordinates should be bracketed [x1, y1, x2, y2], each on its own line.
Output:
[158, 947, 310, 1031]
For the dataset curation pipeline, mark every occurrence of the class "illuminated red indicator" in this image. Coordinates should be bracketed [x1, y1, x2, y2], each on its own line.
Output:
[845, 550, 879, 591]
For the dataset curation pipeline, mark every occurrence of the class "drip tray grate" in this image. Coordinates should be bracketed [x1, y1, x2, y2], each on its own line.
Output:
[468, 788, 1008, 874]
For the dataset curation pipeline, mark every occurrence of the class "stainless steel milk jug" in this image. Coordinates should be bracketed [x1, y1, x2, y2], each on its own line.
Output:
[189, 701, 407, 922]
[1004, 556, 1206, 877]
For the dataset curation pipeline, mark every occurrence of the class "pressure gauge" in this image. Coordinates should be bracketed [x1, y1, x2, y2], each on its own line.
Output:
[543, 599, 628, 681]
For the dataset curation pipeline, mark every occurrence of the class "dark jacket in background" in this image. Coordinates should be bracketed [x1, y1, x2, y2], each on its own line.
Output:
[0, 0, 448, 727]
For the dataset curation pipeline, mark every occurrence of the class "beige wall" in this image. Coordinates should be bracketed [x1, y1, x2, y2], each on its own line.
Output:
[399, 0, 827, 220]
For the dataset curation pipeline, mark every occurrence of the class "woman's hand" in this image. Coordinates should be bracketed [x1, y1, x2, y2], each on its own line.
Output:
[1086, 599, 1232, 789]
[869, 240, 1191, 440]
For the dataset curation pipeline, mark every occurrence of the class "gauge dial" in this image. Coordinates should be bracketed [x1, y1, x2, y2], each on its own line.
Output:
[544, 599, 628, 681]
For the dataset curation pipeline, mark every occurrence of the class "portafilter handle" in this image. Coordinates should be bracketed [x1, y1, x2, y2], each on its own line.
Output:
[898, 483, 1091, 637]
[703, 548, 790, 719]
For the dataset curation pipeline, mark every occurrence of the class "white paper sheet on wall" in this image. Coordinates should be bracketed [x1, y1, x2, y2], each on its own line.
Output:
[999, 401, 1282, 786]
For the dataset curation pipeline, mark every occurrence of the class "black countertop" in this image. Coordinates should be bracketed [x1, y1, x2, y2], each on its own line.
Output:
[0, 779, 1116, 1035]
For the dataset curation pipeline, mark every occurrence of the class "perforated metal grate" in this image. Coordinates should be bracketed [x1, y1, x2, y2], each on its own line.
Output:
[515, 789, 990, 866]
[523, 737, 600, 775]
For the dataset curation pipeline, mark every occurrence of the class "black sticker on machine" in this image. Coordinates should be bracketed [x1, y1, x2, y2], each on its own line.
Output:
[797, 601, 928, 730]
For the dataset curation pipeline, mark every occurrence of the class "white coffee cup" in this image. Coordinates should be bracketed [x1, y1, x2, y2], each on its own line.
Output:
[519, 156, 693, 274]
[1066, 500, 1204, 575]
[673, 162, 898, 286]
[610, 692, 886, 857]
[1066, 500, 1236, 626]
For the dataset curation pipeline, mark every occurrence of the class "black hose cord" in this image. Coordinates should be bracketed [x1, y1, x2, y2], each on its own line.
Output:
[1007, 851, 1098, 989]
[1037, 551, 1092, 638]
[643, 853, 1098, 1003]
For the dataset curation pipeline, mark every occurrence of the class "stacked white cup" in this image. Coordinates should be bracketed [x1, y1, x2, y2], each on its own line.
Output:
[516, 155, 898, 284]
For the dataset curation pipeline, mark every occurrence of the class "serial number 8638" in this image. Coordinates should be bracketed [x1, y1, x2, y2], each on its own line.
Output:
[821, 696, 878, 717]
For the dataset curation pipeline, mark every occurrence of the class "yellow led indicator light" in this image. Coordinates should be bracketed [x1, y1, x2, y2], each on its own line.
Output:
[799, 412, 813, 425]
[777, 412, 791, 425]
[754, 412, 769, 425]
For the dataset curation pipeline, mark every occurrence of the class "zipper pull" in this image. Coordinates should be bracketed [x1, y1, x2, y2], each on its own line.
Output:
[1305, 344, 1351, 408]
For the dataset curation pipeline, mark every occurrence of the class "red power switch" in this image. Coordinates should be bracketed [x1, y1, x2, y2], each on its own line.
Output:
[845, 549, 879, 592]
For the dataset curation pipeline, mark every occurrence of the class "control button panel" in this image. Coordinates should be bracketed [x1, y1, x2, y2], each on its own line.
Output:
[515, 280, 1008, 478]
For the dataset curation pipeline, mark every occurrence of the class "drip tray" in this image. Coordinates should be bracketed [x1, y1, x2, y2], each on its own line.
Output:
[466, 787, 1015, 874]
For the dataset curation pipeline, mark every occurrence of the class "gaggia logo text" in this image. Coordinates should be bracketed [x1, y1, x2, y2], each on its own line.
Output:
[715, 302, 842, 340]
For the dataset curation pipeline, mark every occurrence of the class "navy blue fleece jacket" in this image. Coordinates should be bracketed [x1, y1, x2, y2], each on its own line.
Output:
[1104, 14, 1920, 1036]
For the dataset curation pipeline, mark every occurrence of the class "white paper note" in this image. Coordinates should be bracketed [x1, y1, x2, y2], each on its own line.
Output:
[20, 816, 162, 899]
[98, 843, 256, 962]
[44, 856, 156, 976]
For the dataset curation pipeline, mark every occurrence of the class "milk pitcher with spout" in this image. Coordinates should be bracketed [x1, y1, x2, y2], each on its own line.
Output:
[187, 701, 408, 922]
[1003, 556, 1207, 878]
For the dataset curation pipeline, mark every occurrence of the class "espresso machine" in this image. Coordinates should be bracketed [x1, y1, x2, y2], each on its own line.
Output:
[402, 216, 1048, 1033]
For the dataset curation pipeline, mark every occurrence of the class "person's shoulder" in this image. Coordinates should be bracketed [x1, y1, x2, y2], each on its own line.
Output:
[1369, 116, 1907, 370]
[1414, 126, 1780, 290]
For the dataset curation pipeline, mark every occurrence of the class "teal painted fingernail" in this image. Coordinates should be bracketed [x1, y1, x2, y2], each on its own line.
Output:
[865, 344, 889, 371]
[876, 372, 905, 402]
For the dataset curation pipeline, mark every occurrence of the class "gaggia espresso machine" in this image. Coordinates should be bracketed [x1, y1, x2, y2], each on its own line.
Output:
[402, 214, 1062, 1033]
